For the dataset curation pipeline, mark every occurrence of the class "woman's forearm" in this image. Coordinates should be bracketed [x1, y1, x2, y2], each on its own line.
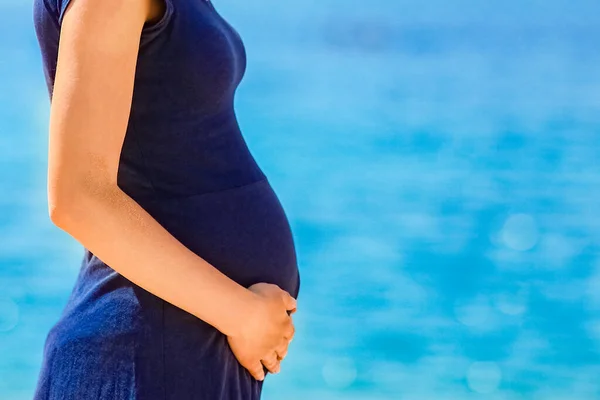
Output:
[50, 181, 257, 338]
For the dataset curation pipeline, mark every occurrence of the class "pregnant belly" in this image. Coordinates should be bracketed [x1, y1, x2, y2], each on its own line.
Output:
[140, 177, 300, 298]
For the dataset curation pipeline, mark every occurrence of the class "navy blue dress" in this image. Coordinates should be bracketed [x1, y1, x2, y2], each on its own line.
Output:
[31, 0, 301, 398]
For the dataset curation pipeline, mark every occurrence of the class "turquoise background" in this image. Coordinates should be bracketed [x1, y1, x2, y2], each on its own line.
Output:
[2, 0, 600, 398]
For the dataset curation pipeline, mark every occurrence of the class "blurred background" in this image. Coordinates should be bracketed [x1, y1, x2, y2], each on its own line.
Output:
[2, 0, 600, 398]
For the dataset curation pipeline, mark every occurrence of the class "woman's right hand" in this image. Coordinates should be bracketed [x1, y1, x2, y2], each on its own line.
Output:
[226, 282, 297, 381]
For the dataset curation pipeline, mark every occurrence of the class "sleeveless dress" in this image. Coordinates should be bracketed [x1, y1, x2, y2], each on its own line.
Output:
[31, 0, 301, 398]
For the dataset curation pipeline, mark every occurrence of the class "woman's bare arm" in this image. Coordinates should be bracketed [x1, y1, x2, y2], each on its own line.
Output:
[48, 0, 296, 375]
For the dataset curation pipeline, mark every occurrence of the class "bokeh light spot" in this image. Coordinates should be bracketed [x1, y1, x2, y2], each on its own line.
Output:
[466, 361, 502, 394]
[322, 357, 357, 389]
[501, 213, 538, 251]
[454, 297, 492, 328]
[494, 290, 528, 316]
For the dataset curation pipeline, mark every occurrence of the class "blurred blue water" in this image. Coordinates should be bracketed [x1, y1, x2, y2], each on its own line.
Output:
[1, 0, 600, 398]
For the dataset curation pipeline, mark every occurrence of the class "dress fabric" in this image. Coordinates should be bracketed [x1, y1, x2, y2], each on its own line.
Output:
[31, 0, 301, 398]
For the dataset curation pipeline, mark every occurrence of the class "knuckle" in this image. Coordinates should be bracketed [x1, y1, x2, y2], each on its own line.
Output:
[277, 343, 287, 353]
[269, 283, 280, 292]
[263, 356, 274, 364]
[252, 369, 263, 379]
[250, 364, 260, 372]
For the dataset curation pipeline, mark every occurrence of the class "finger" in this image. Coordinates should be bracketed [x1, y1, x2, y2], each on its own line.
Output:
[283, 319, 295, 341]
[275, 341, 288, 360]
[245, 360, 265, 381]
[282, 292, 297, 312]
[261, 353, 281, 374]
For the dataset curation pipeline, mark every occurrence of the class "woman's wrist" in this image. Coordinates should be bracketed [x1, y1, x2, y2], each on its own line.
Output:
[212, 285, 260, 338]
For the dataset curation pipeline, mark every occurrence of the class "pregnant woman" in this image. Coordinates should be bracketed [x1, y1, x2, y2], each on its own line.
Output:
[31, 0, 301, 398]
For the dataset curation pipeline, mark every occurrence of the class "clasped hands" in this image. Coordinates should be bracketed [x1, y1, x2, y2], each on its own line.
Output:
[226, 282, 297, 381]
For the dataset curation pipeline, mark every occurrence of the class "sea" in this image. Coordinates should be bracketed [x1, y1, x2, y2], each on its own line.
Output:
[1, 0, 600, 398]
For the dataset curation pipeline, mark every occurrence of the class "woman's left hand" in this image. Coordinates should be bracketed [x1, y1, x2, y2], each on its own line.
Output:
[227, 307, 295, 376]
[258, 318, 294, 374]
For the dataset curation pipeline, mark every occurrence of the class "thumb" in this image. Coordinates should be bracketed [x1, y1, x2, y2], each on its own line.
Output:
[282, 292, 297, 312]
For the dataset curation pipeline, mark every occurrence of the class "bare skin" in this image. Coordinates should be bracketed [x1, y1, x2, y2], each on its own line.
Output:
[50, 0, 295, 380]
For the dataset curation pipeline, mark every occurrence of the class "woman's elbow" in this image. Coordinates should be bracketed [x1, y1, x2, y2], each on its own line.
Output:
[47, 176, 112, 228]
[48, 184, 80, 228]
[48, 198, 63, 227]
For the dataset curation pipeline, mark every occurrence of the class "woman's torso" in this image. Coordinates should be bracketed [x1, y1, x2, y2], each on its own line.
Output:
[32, 0, 300, 297]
